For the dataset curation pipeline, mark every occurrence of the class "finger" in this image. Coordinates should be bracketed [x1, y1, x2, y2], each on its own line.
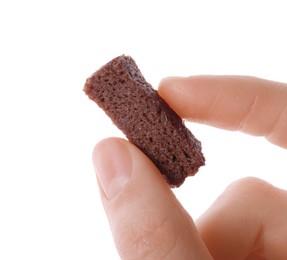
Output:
[93, 138, 212, 260]
[158, 76, 287, 148]
[196, 177, 287, 260]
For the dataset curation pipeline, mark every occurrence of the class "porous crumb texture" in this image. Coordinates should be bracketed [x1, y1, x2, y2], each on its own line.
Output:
[84, 55, 205, 187]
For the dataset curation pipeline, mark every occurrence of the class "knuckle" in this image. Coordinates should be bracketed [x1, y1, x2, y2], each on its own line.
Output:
[266, 101, 287, 148]
[224, 177, 280, 205]
[226, 177, 270, 194]
[228, 176, 268, 189]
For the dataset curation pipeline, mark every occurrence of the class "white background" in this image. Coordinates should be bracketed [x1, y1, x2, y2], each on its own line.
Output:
[0, 0, 286, 259]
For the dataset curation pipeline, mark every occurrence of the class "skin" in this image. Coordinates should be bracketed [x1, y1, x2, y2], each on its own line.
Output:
[93, 76, 287, 259]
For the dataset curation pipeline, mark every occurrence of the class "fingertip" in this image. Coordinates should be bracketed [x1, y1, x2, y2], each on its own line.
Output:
[159, 75, 220, 120]
[93, 138, 133, 200]
[158, 77, 184, 98]
[158, 76, 193, 118]
[158, 76, 183, 87]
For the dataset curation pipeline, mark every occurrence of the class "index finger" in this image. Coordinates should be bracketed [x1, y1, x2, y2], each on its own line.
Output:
[158, 76, 287, 148]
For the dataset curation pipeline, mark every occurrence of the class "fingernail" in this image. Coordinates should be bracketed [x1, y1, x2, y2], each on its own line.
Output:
[159, 76, 184, 87]
[93, 139, 132, 200]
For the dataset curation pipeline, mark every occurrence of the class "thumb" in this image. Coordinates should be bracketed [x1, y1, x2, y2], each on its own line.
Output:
[93, 138, 211, 260]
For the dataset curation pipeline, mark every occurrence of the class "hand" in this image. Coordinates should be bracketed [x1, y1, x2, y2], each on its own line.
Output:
[93, 76, 287, 259]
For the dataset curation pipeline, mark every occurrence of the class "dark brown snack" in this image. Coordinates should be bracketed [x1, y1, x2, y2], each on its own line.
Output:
[84, 55, 205, 187]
